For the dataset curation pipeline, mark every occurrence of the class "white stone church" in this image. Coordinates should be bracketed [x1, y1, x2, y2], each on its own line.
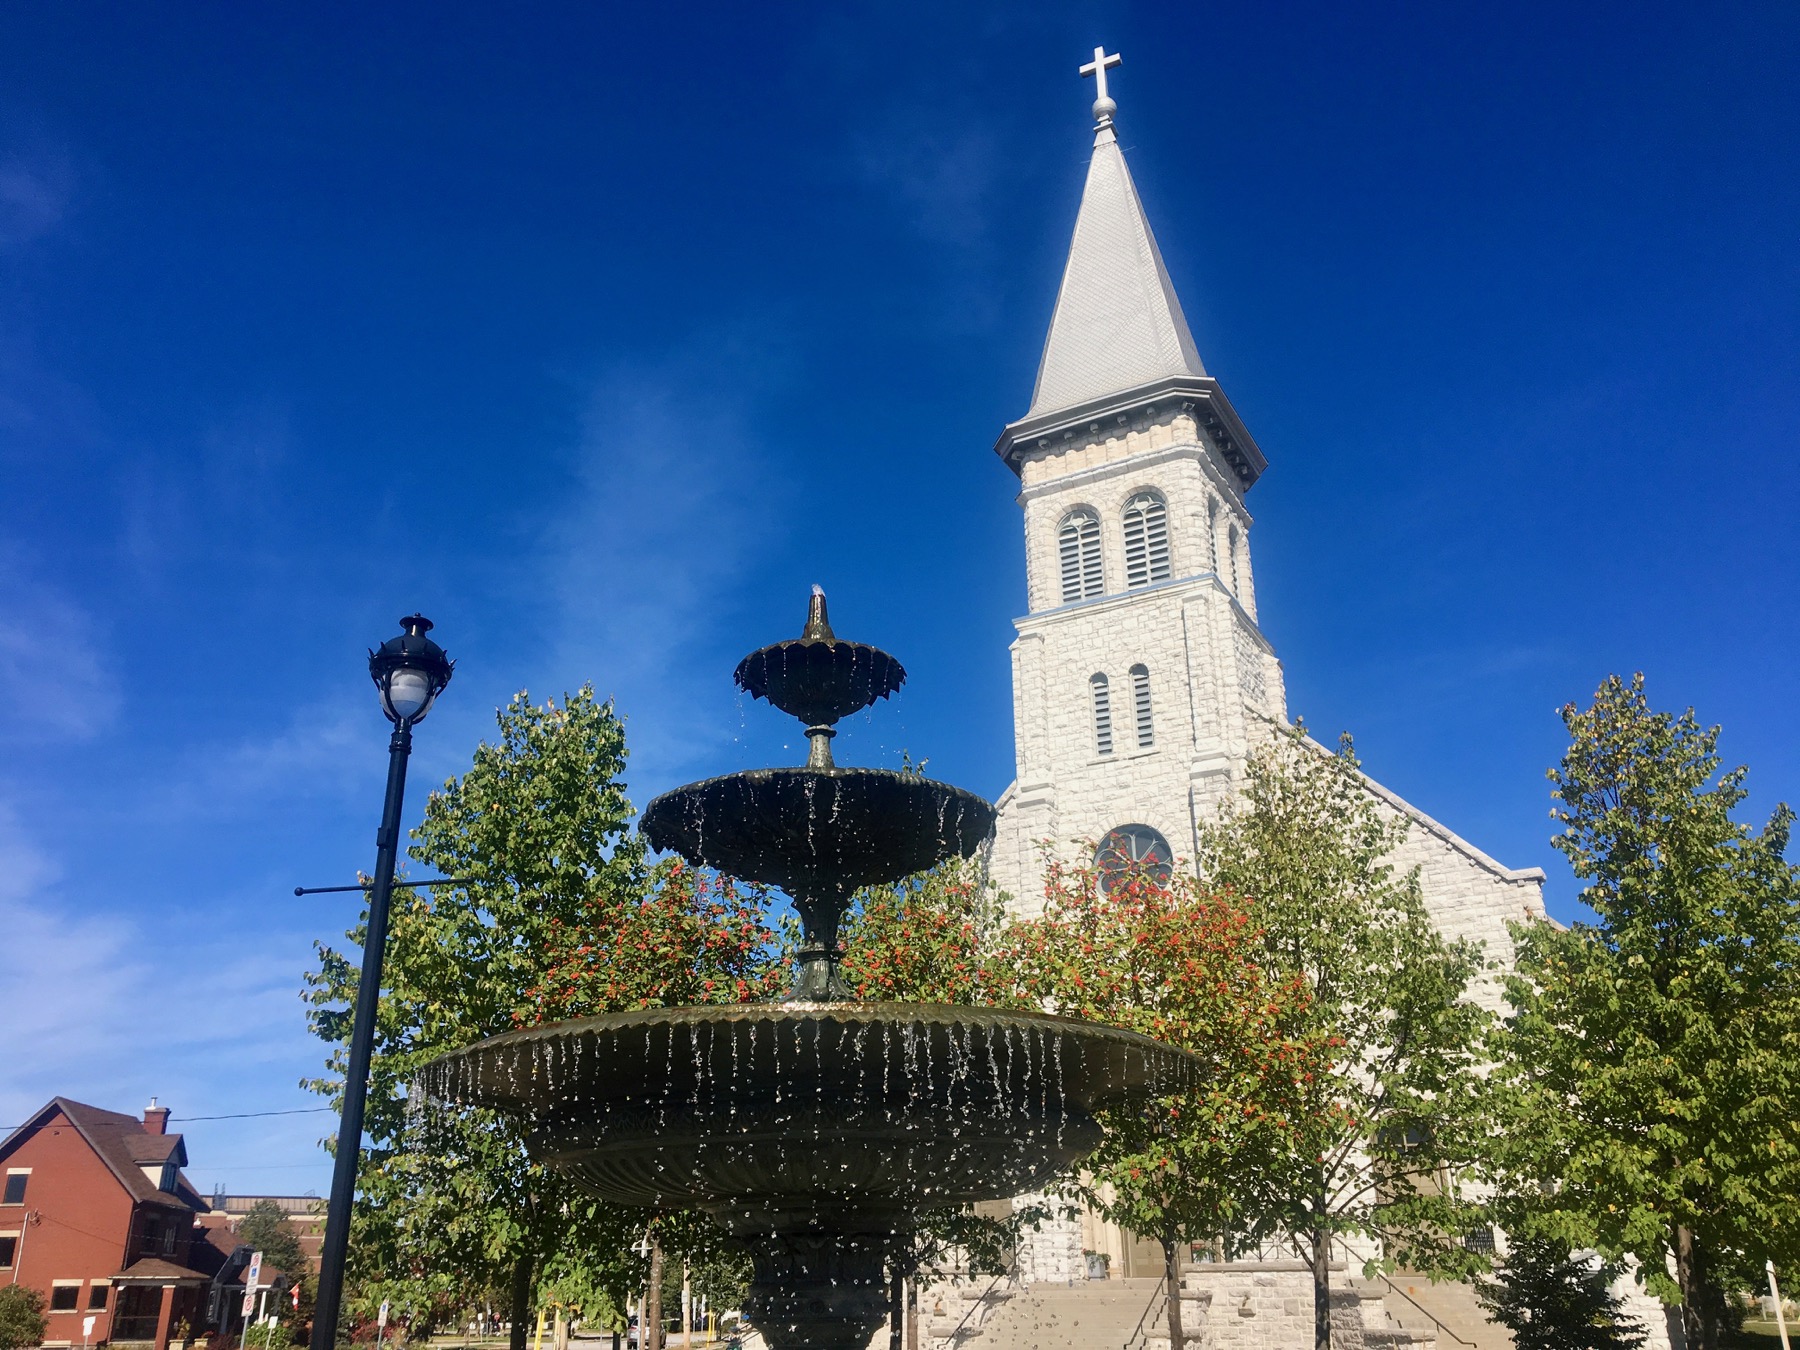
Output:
[958, 50, 1676, 1350]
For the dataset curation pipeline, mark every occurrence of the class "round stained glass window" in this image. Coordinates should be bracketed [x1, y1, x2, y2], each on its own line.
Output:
[1095, 824, 1174, 895]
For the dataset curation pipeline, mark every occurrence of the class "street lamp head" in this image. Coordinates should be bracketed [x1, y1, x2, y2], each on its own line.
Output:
[369, 614, 454, 725]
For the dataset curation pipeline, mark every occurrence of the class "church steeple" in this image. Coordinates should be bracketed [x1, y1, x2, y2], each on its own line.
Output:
[995, 52, 1263, 489]
[1025, 51, 1208, 422]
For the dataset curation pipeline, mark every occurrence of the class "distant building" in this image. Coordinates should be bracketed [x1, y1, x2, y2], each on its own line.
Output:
[0, 1099, 314, 1350]
[1, 1098, 210, 1350]
[203, 1193, 324, 1271]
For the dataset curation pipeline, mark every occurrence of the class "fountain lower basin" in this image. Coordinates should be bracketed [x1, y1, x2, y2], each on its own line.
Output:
[422, 1002, 1194, 1349]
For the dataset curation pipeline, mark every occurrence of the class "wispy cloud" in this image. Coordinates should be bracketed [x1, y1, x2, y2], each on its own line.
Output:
[853, 117, 1006, 250]
[0, 151, 73, 249]
[0, 801, 331, 1189]
[0, 560, 120, 743]
[529, 341, 790, 781]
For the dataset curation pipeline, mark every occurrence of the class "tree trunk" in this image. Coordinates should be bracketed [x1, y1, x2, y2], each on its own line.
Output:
[905, 1278, 918, 1350]
[1163, 1229, 1185, 1350]
[509, 1254, 534, 1350]
[647, 1235, 665, 1350]
[1674, 1225, 1717, 1350]
[1311, 1216, 1332, 1350]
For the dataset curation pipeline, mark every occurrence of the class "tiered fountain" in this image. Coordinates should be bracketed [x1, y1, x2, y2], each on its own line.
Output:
[423, 591, 1193, 1350]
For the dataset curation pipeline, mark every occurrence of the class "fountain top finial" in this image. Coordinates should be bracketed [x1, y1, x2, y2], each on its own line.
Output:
[801, 586, 836, 643]
[733, 590, 905, 731]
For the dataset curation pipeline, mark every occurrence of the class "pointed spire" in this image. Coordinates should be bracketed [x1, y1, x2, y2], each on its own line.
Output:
[1023, 51, 1207, 422]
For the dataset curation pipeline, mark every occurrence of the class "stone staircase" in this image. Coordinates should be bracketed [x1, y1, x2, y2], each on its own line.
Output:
[922, 1264, 1486, 1350]
[1355, 1273, 1511, 1350]
[927, 1276, 1163, 1350]
[1147, 1262, 1437, 1350]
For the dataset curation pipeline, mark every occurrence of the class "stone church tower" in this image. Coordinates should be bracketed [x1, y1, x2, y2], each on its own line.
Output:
[989, 56, 1566, 1293]
[987, 72, 1282, 912]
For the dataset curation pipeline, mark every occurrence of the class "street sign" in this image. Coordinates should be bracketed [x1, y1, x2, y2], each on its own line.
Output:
[242, 1294, 255, 1317]
[83, 1316, 96, 1340]
[246, 1251, 263, 1291]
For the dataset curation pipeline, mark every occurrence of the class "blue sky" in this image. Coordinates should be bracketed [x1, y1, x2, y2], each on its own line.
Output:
[3, 3, 1797, 1196]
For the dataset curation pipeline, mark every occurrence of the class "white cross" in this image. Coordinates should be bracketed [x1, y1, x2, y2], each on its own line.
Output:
[1079, 46, 1122, 104]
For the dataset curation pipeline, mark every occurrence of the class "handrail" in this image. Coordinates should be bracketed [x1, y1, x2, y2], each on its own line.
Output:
[941, 1262, 1014, 1347]
[1121, 1273, 1168, 1350]
[1371, 1272, 1477, 1348]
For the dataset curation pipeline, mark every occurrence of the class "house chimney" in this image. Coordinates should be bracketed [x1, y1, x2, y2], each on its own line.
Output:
[143, 1097, 170, 1135]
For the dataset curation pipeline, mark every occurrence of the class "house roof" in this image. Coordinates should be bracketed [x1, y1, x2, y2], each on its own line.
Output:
[0, 1097, 203, 1212]
[113, 1257, 213, 1284]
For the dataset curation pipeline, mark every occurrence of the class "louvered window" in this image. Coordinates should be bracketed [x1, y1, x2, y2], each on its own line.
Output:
[1130, 664, 1154, 748]
[1058, 509, 1103, 602]
[1122, 492, 1171, 588]
[1090, 674, 1113, 756]
[1227, 524, 1240, 595]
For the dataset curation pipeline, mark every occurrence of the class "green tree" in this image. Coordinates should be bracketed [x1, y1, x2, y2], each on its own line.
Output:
[237, 1199, 312, 1341]
[1196, 726, 1496, 1350]
[1006, 854, 1319, 1350]
[306, 689, 781, 1349]
[1490, 674, 1800, 1350]
[0, 1286, 46, 1350]
[1473, 1236, 1646, 1350]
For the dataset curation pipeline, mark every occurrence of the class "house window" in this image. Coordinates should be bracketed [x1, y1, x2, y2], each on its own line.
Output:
[1130, 664, 1154, 748]
[1058, 509, 1103, 602]
[51, 1285, 81, 1311]
[89, 1286, 109, 1310]
[0, 1235, 16, 1268]
[162, 1223, 176, 1255]
[1090, 673, 1113, 756]
[1, 1171, 27, 1205]
[1122, 492, 1171, 588]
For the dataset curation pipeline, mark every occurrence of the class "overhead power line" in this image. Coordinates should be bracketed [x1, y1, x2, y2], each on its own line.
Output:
[1, 1105, 336, 1131]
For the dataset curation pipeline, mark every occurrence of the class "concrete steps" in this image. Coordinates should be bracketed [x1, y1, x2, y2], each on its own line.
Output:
[930, 1278, 1162, 1350]
[1353, 1274, 1512, 1350]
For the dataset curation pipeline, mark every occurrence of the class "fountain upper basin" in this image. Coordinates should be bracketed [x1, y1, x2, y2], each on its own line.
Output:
[640, 769, 996, 898]
[420, 1002, 1193, 1229]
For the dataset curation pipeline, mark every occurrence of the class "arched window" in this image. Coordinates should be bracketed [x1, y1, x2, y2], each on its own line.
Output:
[1122, 491, 1171, 588]
[1130, 664, 1154, 748]
[1058, 509, 1103, 603]
[1227, 524, 1240, 595]
[1090, 673, 1113, 756]
[1206, 498, 1219, 574]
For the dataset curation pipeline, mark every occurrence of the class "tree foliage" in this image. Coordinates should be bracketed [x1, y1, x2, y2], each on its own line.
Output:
[1006, 854, 1319, 1350]
[0, 1286, 46, 1350]
[1489, 674, 1800, 1350]
[238, 1199, 309, 1284]
[1473, 1237, 1646, 1350]
[1195, 726, 1496, 1350]
[305, 688, 779, 1344]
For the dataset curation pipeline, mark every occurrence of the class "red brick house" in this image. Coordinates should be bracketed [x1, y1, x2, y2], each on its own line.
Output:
[0, 1098, 212, 1350]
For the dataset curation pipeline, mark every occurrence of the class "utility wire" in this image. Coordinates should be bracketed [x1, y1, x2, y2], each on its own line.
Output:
[1, 1106, 336, 1131]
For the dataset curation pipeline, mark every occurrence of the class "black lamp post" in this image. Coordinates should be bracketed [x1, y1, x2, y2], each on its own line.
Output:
[311, 615, 453, 1350]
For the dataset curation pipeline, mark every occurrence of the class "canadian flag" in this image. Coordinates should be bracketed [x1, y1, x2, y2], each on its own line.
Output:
[291, 1285, 300, 1312]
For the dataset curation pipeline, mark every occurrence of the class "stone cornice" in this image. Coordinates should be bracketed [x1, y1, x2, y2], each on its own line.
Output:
[995, 374, 1266, 490]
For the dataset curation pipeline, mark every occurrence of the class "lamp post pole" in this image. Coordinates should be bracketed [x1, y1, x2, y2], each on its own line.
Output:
[311, 616, 453, 1350]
